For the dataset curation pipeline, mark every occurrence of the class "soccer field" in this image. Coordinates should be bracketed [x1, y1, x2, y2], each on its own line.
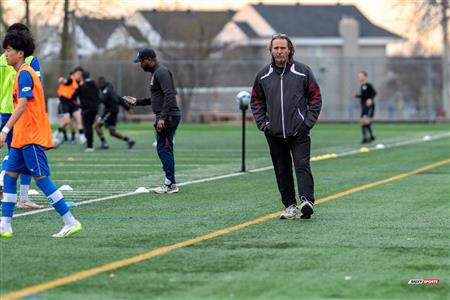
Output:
[1, 123, 449, 300]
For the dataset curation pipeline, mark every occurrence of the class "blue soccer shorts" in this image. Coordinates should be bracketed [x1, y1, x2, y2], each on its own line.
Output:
[7, 145, 51, 177]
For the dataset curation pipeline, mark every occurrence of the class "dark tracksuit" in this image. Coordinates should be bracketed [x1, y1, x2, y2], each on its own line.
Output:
[251, 59, 322, 207]
[72, 79, 101, 148]
[135, 63, 181, 184]
[355, 82, 376, 140]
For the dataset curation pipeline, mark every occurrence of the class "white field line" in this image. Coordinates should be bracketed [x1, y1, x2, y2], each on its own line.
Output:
[14, 132, 450, 219]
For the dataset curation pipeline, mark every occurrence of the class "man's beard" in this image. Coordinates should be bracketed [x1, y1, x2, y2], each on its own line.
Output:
[141, 64, 154, 73]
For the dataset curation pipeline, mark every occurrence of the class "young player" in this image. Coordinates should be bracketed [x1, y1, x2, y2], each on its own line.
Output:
[95, 77, 135, 149]
[0, 23, 42, 209]
[55, 67, 86, 145]
[353, 71, 377, 143]
[0, 29, 82, 238]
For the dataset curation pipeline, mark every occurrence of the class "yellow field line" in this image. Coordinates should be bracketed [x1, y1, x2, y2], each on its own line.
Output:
[2, 158, 449, 300]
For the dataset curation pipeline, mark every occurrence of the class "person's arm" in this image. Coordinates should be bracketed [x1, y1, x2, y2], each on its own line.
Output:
[303, 66, 322, 130]
[0, 71, 33, 147]
[122, 96, 151, 106]
[250, 75, 268, 131]
[157, 69, 177, 121]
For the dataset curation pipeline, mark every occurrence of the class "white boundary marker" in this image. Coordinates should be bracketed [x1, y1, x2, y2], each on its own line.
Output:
[14, 132, 450, 219]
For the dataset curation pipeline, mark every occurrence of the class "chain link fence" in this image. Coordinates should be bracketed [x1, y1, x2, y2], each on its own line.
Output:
[41, 57, 447, 123]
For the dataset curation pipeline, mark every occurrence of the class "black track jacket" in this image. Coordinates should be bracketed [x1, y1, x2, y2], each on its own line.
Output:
[251, 60, 322, 138]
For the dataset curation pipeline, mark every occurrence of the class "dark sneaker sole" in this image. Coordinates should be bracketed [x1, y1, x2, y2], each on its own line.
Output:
[300, 202, 314, 218]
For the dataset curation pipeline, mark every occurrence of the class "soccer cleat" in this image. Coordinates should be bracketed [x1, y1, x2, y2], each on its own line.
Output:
[154, 184, 179, 194]
[299, 196, 314, 219]
[85, 148, 95, 152]
[280, 204, 301, 219]
[52, 221, 82, 238]
[370, 136, 376, 142]
[17, 200, 44, 209]
[0, 225, 13, 238]
[69, 139, 76, 145]
[101, 142, 110, 149]
[128, 140, 136, 149]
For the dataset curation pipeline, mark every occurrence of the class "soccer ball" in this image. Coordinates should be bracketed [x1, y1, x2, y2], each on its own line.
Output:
[235, 91, 251, 106]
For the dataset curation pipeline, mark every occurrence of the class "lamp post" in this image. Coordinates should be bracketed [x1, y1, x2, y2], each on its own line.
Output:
[235, 91, 251, 172]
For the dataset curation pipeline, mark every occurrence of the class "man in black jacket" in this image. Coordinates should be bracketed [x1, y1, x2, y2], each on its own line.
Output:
[95, 77, 135, 149]
[72, 71, 101, 152]
[251, 33, 322, 220]
[353, 71, 376, 143]
[124, 48, 181, 194]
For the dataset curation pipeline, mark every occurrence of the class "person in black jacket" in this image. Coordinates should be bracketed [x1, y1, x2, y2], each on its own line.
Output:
[72, 71, 101, 152]
[251, 33, 322, 220]
[123, 48, 181, 194]
[95, 77, 135, 149]
[353, 71, 376, 143]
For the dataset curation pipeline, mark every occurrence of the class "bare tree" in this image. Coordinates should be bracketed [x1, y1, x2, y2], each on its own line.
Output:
[155, 12, 231, 120]
[393, 0, 449, 118]
[23, 0, 30, 28]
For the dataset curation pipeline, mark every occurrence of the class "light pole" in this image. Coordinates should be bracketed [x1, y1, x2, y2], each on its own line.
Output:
[235, 91, 251, 172]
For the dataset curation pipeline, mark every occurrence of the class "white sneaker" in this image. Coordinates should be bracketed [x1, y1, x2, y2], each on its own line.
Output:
[0, 224, 13, 238]
[17, 200, 44, 209]
[85, 147, 95, 152]
[280, 204, 301, 219]
[154, 184, 179, 194]
[52, 220, 82, 238]
[79, 134, 87, 145]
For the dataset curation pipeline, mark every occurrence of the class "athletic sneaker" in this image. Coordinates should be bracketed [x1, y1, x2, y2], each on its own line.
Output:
[17, 200, 44, 209]
[154, 184, 179, 194]
[69, 139, 76, 145]
[0, 225, 12, 238]
[52, 220, 82, 238]
[128, 140, 136, 149]
[280, 204, 301, 219]
[85, 148, 95, 152]
[299, 196, 314, 219]
[79, 134, 87, 145]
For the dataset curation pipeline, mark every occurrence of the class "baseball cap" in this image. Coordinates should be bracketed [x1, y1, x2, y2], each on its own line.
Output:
[133, 48, 156, 63]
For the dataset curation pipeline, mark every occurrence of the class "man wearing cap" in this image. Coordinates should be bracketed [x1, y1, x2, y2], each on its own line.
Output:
[124, 48, 181, 194]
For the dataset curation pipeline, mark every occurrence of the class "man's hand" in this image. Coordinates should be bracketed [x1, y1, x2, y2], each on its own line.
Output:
[58, 77, 65, 84]
[366, 99, 373, 107]
[156, 119, 165, 131]
[122, 96, 136, 106]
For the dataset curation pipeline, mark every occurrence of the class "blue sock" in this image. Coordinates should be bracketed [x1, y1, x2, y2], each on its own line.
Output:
[2, 174, 17, 217]
[20, 174, 32, 185]
[35, 177, 69, 216]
